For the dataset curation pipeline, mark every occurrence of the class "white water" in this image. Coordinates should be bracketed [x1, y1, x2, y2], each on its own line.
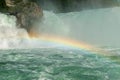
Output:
[0, 11, 71, 49]
[0, 13, 27, 49]
[0, 7, 120, 49]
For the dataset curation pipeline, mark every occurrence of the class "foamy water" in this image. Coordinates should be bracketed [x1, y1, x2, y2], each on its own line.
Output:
[0, 7, 120, 49]
[0, 11, 71, 49]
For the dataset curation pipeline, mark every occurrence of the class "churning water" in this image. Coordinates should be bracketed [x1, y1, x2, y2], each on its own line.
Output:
[0, 7, 120, 80]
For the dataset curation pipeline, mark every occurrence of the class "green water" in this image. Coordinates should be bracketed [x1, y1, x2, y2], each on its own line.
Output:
[0, 48, 120, 80]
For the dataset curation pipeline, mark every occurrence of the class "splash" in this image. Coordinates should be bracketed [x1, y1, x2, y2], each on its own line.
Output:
[0, 7, 119, 56]
[0, 12, 103, 56]
[1, 14, 108, 56]
[0, 11, 72, 49]
[0, 13, 29, 49]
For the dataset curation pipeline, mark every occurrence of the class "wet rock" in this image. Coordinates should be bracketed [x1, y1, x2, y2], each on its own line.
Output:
[5, 0, 43, 33]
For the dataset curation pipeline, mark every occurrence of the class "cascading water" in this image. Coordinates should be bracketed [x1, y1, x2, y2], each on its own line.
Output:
[1, 7, 120, 80]
[0, 11, 70, 49]
[0, 13, 28, 49]
[1, 7, 120, 48]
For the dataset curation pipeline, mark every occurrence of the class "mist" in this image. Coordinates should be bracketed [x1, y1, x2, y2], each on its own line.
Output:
[1, 0, 120, 48]
[58, 8, 120, 47]
[35, 0, 120, 47]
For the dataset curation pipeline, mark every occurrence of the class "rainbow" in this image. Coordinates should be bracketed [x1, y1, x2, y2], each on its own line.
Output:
[29, 34, 111, 56]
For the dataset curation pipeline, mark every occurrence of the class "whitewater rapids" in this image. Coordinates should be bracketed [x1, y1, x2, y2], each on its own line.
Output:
[0, 7, 120, 49]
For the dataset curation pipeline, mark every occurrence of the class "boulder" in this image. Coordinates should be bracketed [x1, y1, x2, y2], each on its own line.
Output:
[5, 0, 43, 33]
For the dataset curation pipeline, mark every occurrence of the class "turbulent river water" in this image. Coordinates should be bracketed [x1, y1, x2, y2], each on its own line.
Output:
[1, 48, 120, 80]
[0, 7, 120, 80]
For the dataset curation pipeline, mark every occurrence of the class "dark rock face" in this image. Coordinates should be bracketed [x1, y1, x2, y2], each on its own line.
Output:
[17, 2, 43, 33]
[5, 0, 43, 33]
[0, 0, 8, 13]
[37, 0, 120, 12]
